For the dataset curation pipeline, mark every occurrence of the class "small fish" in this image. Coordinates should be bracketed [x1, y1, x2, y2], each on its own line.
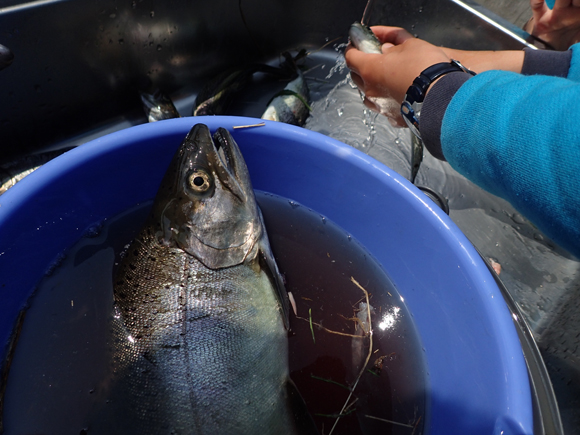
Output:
[99, 124, 316, 434]
[349, 22, 382, 54]
[193, 68, 255, 116]
[140, 90, 180, 122]
[0, 149, 72, 195]
[193, 53, 305, 117]
[261, 70, 311, 126]
[193, 63, 294, 117]
[0, 44, 13, 71]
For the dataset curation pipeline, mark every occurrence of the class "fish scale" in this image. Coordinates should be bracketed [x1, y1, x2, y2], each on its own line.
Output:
[103, 225, 293, 434]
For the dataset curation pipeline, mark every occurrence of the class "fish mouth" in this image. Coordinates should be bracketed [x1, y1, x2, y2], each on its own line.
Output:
[183, 124, 247, 201]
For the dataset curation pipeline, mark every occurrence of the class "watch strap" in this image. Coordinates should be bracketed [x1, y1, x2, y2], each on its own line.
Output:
[401, 60, 475, 139]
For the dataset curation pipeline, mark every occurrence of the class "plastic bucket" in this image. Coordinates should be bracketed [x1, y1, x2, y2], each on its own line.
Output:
[0, 116, 532, 434]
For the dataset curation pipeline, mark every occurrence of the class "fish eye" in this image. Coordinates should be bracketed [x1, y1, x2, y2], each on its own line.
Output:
[188, 170, 211, 193]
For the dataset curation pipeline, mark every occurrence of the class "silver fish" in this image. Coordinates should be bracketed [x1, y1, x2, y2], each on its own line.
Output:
[140, 90, 180, 122]
[0, 44, 13, 71]
[99, 124, 314, 434]
[261, 70, 310, 126]
[0, 148, 72, 195]
[349, 22, 382, 54]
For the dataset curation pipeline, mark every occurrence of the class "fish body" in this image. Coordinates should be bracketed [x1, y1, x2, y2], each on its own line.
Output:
[140, 90, 180, 122]
[193, 53, 305, 117]
[104, 124, 309, 434]
[261, 70, 310, 126]
[0, 44, 13, 71]
[0, 149, 71, 195]
[349, 22, 382, 54]
[193, 69, 254, 116]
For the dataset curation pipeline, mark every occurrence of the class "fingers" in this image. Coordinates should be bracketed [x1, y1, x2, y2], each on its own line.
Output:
[381, 42, 395, 54]
[368, 26, 415, 45]
[530, 0, 546, 10]
[350, 70, 364, 90]
[344, 44, 381, 75]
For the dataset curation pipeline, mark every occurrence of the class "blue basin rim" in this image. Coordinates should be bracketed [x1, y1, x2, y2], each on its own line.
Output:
[0, 116, 533, 434]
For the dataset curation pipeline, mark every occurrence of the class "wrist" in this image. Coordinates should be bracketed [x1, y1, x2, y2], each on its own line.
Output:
[401, 60, 475, 139]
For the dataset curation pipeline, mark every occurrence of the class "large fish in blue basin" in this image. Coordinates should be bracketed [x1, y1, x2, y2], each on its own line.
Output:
[95, 124, 315, 434]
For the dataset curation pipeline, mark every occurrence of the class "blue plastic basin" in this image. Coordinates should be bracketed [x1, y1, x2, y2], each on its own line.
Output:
[0, 116, 532, 434]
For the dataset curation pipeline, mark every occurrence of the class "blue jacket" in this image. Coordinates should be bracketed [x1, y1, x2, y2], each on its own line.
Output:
[421, 46, 580, 258]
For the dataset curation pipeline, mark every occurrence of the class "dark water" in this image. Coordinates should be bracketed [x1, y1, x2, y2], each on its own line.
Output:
[2, 191, 426, 435]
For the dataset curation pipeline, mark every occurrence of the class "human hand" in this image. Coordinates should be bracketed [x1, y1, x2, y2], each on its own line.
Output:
[345, 26, 450, 125]
[525, 0, 580, 50]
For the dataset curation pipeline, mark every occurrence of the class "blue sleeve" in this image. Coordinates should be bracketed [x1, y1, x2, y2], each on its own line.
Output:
[440, 67, 580, 257]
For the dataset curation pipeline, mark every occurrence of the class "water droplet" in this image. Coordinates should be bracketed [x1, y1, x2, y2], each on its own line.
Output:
[157, 44, 162, 51]
[533, 233, 544, 242]
[337, 107, 344, 117]
[320, 216, 326, 224]
[288, 201, 299, 209]
[118, 38, 124, 45]
[150, 10, 155, 17]
[510, 212, 526, 225]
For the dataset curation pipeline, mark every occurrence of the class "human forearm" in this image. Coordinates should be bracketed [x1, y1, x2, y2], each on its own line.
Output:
[441, 48, 524, 74]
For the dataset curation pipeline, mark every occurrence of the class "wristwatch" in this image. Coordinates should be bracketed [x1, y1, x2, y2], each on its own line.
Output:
[401, 60, 475, 139]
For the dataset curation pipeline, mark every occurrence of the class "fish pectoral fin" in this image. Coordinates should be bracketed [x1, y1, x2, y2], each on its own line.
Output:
[285, 379, 319, 435]
[258, 237, 290, 329]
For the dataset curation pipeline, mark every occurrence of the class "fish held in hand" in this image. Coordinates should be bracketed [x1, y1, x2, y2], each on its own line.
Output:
[103, 124, 314, 434]
[349, 22, 382, 54]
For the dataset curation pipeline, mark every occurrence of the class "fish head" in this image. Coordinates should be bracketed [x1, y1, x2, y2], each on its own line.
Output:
[152, 123, 262, 269]
[349, 22, 383, 54]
